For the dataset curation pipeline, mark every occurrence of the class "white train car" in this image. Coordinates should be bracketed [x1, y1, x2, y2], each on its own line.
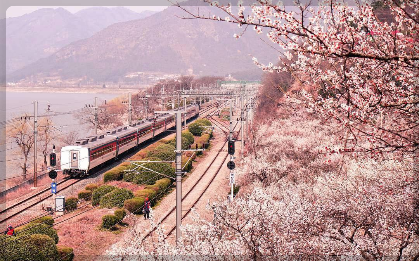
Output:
[61, 105, 199, 177]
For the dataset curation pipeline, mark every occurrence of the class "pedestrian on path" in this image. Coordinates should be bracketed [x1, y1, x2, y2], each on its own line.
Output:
[143, 197, 151, 219]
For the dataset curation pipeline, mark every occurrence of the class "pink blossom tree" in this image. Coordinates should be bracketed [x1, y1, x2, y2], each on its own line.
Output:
[174, 0, 418, 156]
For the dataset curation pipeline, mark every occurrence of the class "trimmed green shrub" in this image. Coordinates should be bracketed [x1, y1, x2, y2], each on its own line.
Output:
[154, 178, 172, 190]
[25, 234, 58, 260]
[135, 188, 156, 200]
[189, 118, 212, 136]
[92, 185, 116, 206]
[101, 215, 119, 229]
[147, 144, 176, 161]
[124, 197, 145, 214]
[188, 122, 202, 136]
[57, 246, 74, 261]
[30, 216, 54, 226]
[99, 188, 134, 208]
[114, 208, 126, 221]
[129, 157, 175, 185]
[85, 183, 98, 191]
[2, 234, 58, 261]
[103, 163, 131, 183]
[65, 197, 78, 212]
[17, 222, 59, 244]
[78, 190, 92, 201]
[182, 130, 195, 145]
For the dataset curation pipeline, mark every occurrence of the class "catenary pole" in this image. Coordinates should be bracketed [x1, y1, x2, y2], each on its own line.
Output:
[94, 97, 98, 135]
[229, 99, 234, 201]
[184, 96, 187, 129]
[33, 101, 38, 187]
[175, 111, 182, 243]
[128, 92, 132, 126]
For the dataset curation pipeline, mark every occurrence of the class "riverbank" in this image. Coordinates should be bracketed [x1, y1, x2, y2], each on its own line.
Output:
[1, 86, 144, 94]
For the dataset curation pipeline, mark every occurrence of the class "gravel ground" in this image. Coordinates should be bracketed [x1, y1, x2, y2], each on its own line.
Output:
[108, 118, 241, 254]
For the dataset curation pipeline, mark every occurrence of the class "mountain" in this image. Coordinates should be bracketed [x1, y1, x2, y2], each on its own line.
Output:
[6, 7, 157, 74]
[10, 5, 276, 82]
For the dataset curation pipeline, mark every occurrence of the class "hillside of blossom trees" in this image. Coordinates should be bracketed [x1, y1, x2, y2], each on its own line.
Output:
[107, 0, 418, 259]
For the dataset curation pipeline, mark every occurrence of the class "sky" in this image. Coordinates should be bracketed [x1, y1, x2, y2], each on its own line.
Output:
[6, 6, 168, 18]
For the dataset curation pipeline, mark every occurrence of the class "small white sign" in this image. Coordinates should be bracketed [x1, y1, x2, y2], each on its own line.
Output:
[230, 172, 235, 185]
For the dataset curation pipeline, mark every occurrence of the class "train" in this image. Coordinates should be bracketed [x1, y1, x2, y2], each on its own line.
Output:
[61, 105, 199, 177]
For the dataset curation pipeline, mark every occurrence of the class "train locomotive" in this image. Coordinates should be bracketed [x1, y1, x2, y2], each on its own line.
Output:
[61, 105, 199, 177]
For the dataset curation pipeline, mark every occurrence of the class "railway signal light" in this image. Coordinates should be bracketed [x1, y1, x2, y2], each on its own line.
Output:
[50, 153, 56, 167]
[49, 170, 57, 179]
[228, 140, 235, 155]
[227, 161, 235, 170]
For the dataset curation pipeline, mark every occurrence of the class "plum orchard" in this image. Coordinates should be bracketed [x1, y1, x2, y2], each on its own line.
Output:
[176, 0, 418, 156]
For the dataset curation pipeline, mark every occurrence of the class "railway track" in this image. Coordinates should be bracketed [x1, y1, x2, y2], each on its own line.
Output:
[0, 102, 219, 228]
[140, 113, 240, 243]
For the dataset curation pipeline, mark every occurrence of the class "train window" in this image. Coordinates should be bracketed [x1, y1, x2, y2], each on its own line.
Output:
[73, 153, 77, 160]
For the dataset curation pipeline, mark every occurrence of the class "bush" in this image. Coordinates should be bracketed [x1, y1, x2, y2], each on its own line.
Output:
[189, 118, 212, 136]
[182, 130, 195, 145]
[188, 122, 203, 136]
[57, 246, 74, 261]
[147, 144, 176, 161]
[104, 167, 124, 182]
[78, 190, 92, 201]
[30, 216, 54, 226]
[135, 188, 157, 200]
[128, 157, 175, 185]
[114, 208, 126, 221]
[65, 197, 78, 212]
[92, 185, 116, 206]
[85, 183, 98, 191]
[102, 215, 119, 229]
[17, 222, 59, 244]
[154, 178, 172, 190]
[25, 234, 58, 260]
[124, 197, 145, 214]
[99, 188, 134, 208]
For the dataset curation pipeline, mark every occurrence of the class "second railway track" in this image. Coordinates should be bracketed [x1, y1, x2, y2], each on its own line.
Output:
[140, 115, 240, 244]
[0, 103, 219, 228]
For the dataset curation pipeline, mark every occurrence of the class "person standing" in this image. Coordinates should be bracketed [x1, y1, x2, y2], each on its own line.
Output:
[143, 197, 151, 220]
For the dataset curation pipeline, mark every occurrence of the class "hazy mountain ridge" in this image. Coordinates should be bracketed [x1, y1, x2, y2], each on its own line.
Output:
[6, 7, 157, 74]
[10, 5, 275, 82]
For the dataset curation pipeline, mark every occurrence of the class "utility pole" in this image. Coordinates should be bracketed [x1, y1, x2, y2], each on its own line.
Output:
[229, 100, 234, 201]
[128, 92, 132, 125]
[94, 97, 98, 135]
[240, 86, 244, 157]
[33, 101, 38, 187]
[175, 111, 183, 243]
[184, 96, 187, 129]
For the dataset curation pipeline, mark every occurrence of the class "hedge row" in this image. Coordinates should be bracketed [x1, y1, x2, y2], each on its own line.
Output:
[99, 188, 134, 208]
[2, 217, 74, 261]
[15, 222, 59, 244]
[147, 144, 175, 161]
[103, 162, 130, 183]
[123, 157, 175, 185]
[30, 216, 54, 227]
[0, 234, 58, 261]
[92, 185, 116, 206]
